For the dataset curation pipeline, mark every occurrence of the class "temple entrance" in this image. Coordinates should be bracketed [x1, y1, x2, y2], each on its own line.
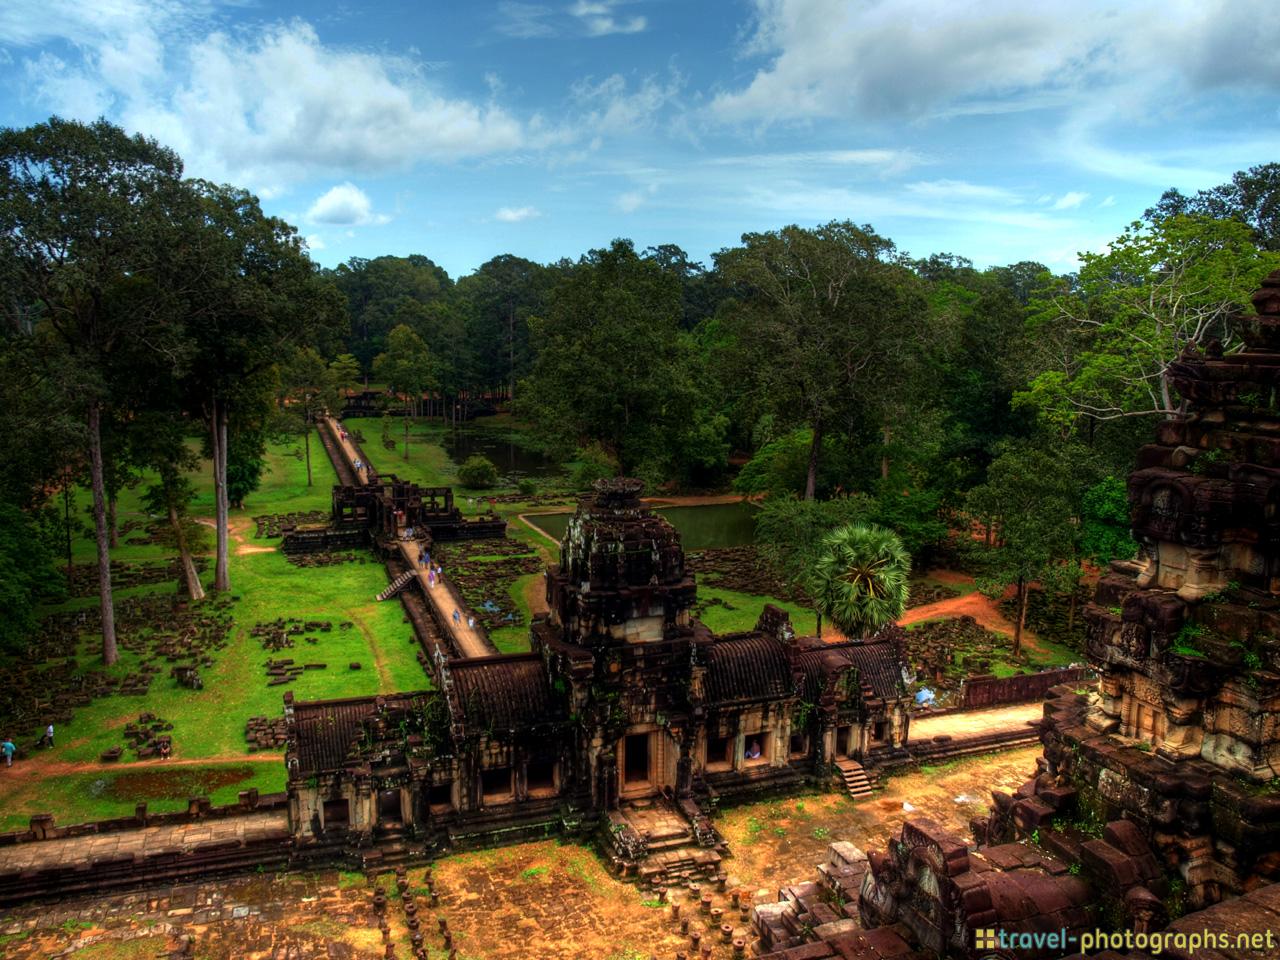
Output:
[377, 789, 403, 826]
[624, 733, 651, 786]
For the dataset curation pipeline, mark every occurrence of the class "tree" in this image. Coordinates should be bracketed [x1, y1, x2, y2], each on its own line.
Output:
[1018, 215, 1280, 434]
[457, 254, 550, 402]
[967, 442, 1080, 657]
[0, 499, 65, 653]
[0, 117, 188, 663]
[179, 180, 345, 592]
[280, 346, 333, 486]
[716, 221, 925, 498]
[1146, 163, 1280, 251]
[1081, 476, 1136, 567]
[521, 239, 697, 475]
[373, 324, 434, 458]
[808, 523, 910, 640]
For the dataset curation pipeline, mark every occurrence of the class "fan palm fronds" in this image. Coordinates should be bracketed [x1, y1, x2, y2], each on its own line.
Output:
[809, 523, 910, 640]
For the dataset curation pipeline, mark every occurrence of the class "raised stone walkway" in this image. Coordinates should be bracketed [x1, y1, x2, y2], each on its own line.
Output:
[396, 540, 496, 658]
[910, 702, 1042, 741]
[0, 811, 288, 873]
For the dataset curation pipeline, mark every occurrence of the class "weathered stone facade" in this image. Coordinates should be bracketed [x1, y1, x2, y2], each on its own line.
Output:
[284, 478, 912, 880]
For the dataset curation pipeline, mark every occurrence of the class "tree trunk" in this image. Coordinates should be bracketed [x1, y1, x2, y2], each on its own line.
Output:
[1013, 578, 1027, 659]
[108, 492, 118, 549]
[804, 417, 823, 501]
[403, 397, 410, 458]
[303, 414, 312, 487]
[87, 402, 118, 665]
[881, 424, 891, 480]
[62, 476, 74, 593]
[212, 398, 231, 592]
[1067, 583, 1078, 633]
[169, 501, 205, 601]
[815, 610, 823, 639]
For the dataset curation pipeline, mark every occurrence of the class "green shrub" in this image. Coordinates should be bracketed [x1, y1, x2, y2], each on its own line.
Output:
[457, 455, 499, 489]
[571, 442, 617, 490]
[517, 477, 538, 497]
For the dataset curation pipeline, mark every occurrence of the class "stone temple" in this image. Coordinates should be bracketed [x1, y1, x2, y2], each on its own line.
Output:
[285, 477, 912, 884]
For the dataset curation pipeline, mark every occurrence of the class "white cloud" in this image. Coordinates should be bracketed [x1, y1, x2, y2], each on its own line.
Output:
[905, 179, 1019, 203]
[1052, 191, 1090, 210]
[706, 148, 924, 175]
[713, 0, 1280, 125]
[493, 2, 556, 39]
[571, 70, 683, 135]
[1098, 195, 1117, 207]
[6, 6, 528, 195]
[571, 1, 646, 37]
[616, 183, 657, 212]
[304, 234, 326, 251]
[494, 205, 541, 222]
[306, 183, 390, 226]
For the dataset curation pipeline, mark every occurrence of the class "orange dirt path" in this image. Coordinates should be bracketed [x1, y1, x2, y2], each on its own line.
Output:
[1, 752, 282, 783]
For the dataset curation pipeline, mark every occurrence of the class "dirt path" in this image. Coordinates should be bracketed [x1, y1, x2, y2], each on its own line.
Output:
[910, 702, 1043, 740]
[897, 583, 1052, 657]
[2, 752, 282, 783]
[523, 572, 549, 618]
[349, 611, 395, 690]
[197, 516, 276, 556]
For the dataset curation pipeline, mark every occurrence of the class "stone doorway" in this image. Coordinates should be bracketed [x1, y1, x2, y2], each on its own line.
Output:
[623, 732, 651, 789]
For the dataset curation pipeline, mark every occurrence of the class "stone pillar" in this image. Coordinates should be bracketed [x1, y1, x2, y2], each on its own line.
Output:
[676, 736, 694, 798]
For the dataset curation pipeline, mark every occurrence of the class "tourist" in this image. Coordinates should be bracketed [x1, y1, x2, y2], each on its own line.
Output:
[467, 616, 475, 629]
[427, 569, 436, 588]
[159, 739, 171, 760]
[1, 737, 14, 767]
[452, 609, 461, 625]
[42, 723, 54, 749]
[745, 739, 762, 760]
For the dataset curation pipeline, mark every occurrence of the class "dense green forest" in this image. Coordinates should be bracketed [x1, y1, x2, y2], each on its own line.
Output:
[4, 116, 1279, 659]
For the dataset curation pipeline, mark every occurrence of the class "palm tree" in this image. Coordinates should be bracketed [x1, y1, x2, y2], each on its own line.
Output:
[809, 523, 910, 640]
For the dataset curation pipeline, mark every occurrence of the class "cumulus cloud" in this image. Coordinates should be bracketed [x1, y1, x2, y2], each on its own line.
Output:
[712, 0, 1280, 124]
[4, 4, 528, 195]
[494, 205, 541, 222]
[306, 183, 390, 226]
[304, 234, 326, 251]
[571, 1, 646, 37]
[904, 179, 1019, 202]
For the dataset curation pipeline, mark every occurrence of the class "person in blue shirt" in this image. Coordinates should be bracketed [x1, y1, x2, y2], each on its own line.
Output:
[1, 738, 15, 767]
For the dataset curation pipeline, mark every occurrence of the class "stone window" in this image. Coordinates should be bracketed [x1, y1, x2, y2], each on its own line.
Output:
[789, 732, 809, 758]
[871, 720, 889, 744]
[323, 798, 350, 828]
[744, 731, 770, 766]
[527, 758, 558, 798]
[426, 781, 454, 815]
[705, 735, 732, 772]
[481, 767, 514, 805]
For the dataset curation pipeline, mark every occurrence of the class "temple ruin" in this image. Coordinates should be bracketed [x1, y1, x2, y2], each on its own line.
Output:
[285, 476, 913, 884]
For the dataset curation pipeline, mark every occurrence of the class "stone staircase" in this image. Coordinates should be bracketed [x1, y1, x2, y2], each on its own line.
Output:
[834, 759, 874, 800]
[375, 570, 416, 602]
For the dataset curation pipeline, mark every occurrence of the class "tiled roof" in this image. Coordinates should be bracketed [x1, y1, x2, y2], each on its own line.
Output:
[290, 693, 421, 777]
[704, 633, 796, 705]
[448, 653, 563, 735]
[795, 639, 907, 702]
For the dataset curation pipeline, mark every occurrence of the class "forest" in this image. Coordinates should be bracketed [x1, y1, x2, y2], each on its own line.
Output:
[4, 115, 1280, 661]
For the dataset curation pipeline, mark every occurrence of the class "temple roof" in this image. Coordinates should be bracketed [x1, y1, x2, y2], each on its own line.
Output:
[290, 693, 423, 777]
[448, 653, 564, 735]
[703, 632, 795, 704]
[794, 639, 906, 703]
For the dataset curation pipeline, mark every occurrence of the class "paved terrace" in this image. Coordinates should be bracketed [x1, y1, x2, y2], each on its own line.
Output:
[0, 811, 288, 873]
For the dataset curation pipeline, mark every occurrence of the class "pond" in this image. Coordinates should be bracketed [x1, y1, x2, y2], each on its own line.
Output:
[441, 427, 564, 479]
[525, 500, 758, 549]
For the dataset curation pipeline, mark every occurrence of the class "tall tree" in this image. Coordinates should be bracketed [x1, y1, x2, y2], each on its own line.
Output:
[280, 347, 333, 486]
[1019, 215, 1280, 434]
[716, 221, 924, 499]
[1147, 163, 1280, 251]
[178, 180, 345, 591]
[0, 118, 188, 664]
[373, 324, 434, 458]
[967, 441, 1080, 657]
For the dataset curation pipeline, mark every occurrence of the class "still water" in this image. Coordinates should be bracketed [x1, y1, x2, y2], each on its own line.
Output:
[441, 428, 564, 479]
[526, 501, 758, 549]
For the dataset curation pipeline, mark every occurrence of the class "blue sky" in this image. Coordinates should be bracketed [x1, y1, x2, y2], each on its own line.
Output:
[2, 1, 1278, 277]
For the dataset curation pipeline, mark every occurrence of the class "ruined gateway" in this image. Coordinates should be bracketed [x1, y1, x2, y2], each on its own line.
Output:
[285, 477, 912, 884]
